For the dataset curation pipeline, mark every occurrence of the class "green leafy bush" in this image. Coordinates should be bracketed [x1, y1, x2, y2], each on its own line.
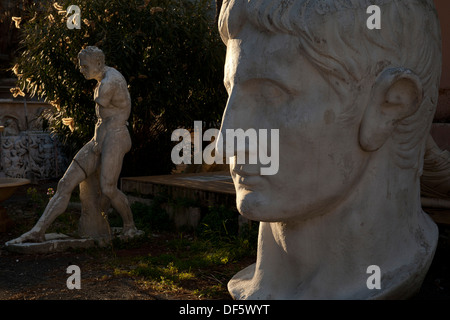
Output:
[12, 0, 227, 176]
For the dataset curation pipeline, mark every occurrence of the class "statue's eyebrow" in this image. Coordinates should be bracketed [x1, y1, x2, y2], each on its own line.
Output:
[241, 77, 299, 96]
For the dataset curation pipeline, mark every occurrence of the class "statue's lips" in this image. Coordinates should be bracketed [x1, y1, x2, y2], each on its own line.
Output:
[232, 168, 263, 188]
[232, 163, 260, 175]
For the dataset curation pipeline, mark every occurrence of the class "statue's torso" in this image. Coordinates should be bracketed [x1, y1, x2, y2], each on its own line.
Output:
[92, 67, 131, 146]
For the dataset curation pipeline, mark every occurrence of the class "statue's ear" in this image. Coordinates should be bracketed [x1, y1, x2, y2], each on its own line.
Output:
[359, 68, 423, 152]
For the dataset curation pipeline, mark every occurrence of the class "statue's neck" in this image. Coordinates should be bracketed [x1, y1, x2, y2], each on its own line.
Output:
[229, 164, 438, 299]
[94, 66, 108, 83]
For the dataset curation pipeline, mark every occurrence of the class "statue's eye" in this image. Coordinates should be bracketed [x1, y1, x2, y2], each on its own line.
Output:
[262, 82, 284, 99]
[243, 79, 290, 104]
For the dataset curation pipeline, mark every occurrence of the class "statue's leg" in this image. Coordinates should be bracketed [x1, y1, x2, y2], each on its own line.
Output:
[7, 160, 86, 244]
[99, 133, 141, 238]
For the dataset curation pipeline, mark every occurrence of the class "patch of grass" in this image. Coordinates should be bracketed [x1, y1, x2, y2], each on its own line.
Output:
[193, 283, 226, 299]
[47, 210, 80, 236]
[109, 198, 174, 234]
[196, 205, 239, 241]
[134, 261, 195, 282]
[111, 229, 257, 299]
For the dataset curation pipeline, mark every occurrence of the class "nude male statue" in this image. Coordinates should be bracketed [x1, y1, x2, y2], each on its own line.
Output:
[8, 46, 142, 244]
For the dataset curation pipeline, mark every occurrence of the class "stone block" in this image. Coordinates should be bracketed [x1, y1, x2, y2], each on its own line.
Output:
[161, 203, 201, 230]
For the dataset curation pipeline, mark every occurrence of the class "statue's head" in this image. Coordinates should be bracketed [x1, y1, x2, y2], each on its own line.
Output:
[78, 46, 105, 80]
[218, 0, 442, 222]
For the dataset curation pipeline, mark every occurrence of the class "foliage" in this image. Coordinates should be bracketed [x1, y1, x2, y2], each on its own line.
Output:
[109, 200, 174, 235]
[26, 186, 79, 234]
[196, 204, 238, 240]
[12, 0, 227, 176]
[26, 187, 45, 213]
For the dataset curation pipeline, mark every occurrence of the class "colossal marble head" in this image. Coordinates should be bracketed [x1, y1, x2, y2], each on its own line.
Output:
[218, 0, 442, 299]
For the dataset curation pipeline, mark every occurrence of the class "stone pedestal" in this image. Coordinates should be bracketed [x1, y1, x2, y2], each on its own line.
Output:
[5, 233, 96, 254]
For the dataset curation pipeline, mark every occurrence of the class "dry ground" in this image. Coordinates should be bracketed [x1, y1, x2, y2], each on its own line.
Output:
[0, 180, 449, 301]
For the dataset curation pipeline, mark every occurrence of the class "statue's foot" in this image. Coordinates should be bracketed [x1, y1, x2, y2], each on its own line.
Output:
[5, 229, 45, 245]
[119, 226, 144, 240]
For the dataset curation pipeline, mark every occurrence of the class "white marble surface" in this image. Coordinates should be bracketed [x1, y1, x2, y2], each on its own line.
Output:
[218, 0, 442, 299]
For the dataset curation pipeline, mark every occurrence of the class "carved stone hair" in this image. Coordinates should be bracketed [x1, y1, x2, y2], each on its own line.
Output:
[78, 46, 105, 66]
[218, 0, 442, 171]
